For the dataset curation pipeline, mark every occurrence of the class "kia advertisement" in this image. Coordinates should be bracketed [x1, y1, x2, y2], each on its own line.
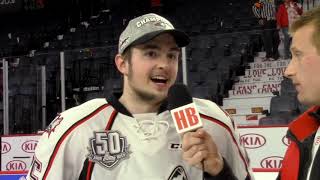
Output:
[1, 127, 288, 171]
[1, 135, 40, 171]
[238, 126, 288, 169]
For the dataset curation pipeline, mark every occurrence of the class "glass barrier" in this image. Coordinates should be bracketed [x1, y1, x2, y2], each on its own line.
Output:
[1, 45, 123, 134]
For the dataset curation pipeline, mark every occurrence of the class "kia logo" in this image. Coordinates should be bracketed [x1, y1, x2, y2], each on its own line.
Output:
[1, 141, 11, 154]
[21, 140, 38, 153]
[260, 156, 283, 168]
[282, 136, 291, 146]
[240, 133, 266, 149]
[6, 160, 27, 171]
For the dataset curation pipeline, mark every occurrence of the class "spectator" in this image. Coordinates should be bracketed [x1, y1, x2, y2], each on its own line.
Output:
[252, 0, 280, 60]
[277, 0, 303, 59]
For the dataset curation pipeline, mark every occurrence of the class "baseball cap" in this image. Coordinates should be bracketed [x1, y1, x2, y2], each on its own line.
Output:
[118, 13, 190, 54]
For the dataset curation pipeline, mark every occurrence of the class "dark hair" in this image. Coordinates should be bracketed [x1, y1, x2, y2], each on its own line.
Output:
[121, 46, 132, 64]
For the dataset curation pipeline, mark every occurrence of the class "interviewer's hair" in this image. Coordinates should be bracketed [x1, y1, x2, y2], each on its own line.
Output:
[290, 6, 320, 54]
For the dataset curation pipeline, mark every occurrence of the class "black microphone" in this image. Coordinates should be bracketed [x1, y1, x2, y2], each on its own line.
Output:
[168, 84, 203, 134]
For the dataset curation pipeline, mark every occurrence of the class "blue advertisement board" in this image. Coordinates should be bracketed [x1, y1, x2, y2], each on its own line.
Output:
[0, 173, 27, 180]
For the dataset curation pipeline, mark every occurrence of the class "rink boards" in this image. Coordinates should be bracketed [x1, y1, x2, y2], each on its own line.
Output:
[1, 127, 288, 174]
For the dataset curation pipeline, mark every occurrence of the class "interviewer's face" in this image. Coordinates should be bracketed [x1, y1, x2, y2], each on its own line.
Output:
[284, 24, 320, 106]
[122, 33, 180, 103]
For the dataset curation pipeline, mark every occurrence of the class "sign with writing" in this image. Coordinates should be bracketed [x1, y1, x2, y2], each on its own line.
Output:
[245, 67, 286, 78]
[238, 126, 288, 169]
[1, 127, 288, 172]
[1, 135, 41, 171]
[249, 60, 289, 69]
[230, 82, 281, 97]
[238, 75, 283, 84]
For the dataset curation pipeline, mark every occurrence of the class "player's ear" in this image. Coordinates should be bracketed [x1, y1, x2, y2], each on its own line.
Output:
[115, 54, 128, 76]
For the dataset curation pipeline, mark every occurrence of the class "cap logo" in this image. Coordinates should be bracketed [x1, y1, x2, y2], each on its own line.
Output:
[154, 22, 168, 28]
[136, 16, 172, 29]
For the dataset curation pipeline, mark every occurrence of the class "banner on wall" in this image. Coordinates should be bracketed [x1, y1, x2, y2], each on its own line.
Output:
[1, 135, 40, 171]
[238, 126, 288, 169]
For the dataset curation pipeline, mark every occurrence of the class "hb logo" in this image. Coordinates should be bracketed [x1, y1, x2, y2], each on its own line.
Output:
[170, 103, 203, 134]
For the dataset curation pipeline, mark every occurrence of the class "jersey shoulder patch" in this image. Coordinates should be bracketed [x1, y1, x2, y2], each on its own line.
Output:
[44, 98, 109, 138]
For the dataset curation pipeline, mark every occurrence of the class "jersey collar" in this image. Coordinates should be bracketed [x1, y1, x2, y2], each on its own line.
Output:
[106, 93, 169, 117]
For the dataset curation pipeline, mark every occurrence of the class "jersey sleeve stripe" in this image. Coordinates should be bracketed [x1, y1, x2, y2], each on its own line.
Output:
[43, 104, 111, 180]
[86, 161, 94, 180]
[105, 110, 118, 130]
[200, 113, 250, 176]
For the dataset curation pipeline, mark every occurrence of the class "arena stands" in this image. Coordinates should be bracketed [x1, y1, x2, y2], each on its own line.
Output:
[1, 0, 312, 132]
[2, 1, 320, 179]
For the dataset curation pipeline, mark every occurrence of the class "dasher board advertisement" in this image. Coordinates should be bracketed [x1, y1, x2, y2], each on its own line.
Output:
[238, 126, 288, 169]
[1, 134, 41, 171]
[0, 171, 27, 180]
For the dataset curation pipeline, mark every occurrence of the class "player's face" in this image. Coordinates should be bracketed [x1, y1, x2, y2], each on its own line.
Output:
[124, 33, 180, 103]
[284, 24, 320, 106]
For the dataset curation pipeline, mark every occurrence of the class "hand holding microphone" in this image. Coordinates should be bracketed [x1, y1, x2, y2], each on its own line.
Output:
[168, 84, 224, 176]
[181, 128, 224, 176]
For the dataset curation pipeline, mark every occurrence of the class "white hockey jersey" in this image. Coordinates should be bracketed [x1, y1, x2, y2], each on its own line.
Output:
[27, 94, 252, 180]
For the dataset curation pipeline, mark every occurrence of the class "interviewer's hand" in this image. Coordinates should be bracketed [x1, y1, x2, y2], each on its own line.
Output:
[181, 128, 224, 176]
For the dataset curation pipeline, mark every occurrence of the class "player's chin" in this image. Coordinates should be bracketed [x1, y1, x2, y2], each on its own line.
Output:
[149, 89, 168, 102]
[154, 89, 168, 98]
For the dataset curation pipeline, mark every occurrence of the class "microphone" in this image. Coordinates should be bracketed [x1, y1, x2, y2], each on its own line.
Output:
[168, 84, 205, 177]
[168, 84, 203, 134]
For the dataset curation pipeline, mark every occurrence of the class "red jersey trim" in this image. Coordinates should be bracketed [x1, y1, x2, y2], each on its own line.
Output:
[86, 161, 94, 180]
[43, 104, 111, 180]
[200, 114, 250, 176]
[85, 110, 118, 179]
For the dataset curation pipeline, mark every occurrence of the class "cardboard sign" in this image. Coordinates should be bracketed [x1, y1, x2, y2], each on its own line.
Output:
[238, 75, 283, 84]
[249, 60, 289, 69]
[245, 67, 286, 78]
[230, 82, 281, 97]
